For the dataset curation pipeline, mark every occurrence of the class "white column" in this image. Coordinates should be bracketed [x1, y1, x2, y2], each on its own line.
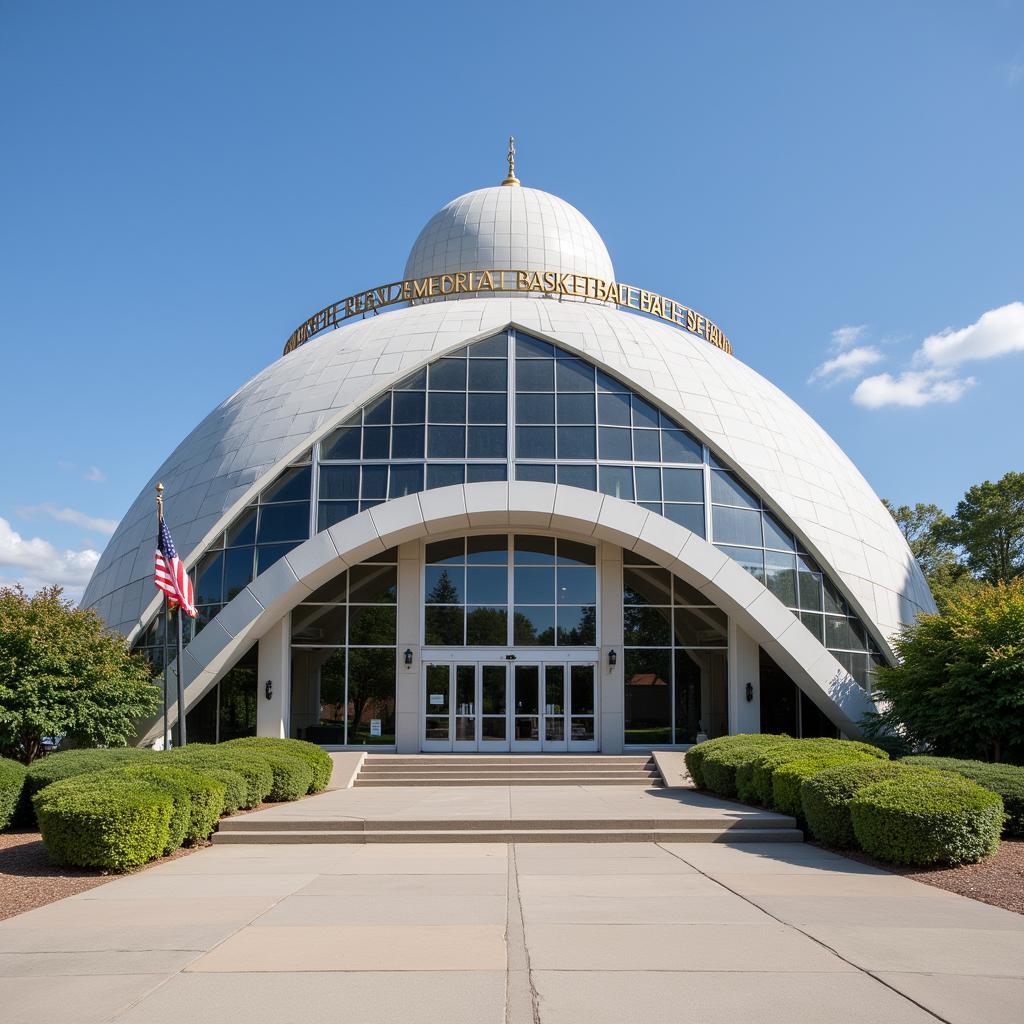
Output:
[256, 615, 290, 738]
[394, 540, 421, 752]
[728, 620, 761, 735]
[599, 542, 624, 754]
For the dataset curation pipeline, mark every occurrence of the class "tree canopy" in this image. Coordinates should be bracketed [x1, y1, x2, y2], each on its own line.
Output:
[0, 586, 161, 764]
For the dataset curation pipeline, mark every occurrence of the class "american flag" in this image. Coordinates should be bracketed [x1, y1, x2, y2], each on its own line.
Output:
[155, 515, 197, 617]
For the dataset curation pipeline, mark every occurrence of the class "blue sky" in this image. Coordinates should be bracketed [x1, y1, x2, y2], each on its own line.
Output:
[1, 1, 1022, 598]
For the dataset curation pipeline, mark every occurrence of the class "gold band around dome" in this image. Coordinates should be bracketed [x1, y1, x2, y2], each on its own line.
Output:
[283, 270, 733, 357]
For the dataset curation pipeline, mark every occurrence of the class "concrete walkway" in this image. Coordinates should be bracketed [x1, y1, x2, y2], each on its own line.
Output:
[1, 840, 1022, 1023]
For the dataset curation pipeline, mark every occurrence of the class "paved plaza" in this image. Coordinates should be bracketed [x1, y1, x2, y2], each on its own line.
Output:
[2, 832, 1022, 1024]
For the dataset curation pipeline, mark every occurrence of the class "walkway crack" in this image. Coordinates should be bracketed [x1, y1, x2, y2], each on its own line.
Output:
[505, 843, 541, 1024]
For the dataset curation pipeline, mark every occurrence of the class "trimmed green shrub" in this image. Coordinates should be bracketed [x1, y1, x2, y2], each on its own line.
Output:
[702, 740, 782, 799]
[771, 752, 877, 821]
[902, 756, 1024, 837]
[240, 749, 313, 801]
[117, 765, 225, 844]
[851, 774, 1004, 866]
[225, 737, 332, 793]
[800, 760, 917, 848]
[685, 734, 786, 790]
[34, 775, 173, 870]
[23, 748, 155, 823]
[751, 739, 888, 807]
[166, 745, 273, 808]
[0, 757, 27, 830]
[196, 767, 246, 814]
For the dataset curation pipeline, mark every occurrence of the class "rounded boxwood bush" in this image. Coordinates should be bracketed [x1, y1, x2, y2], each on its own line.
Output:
[800, 760, 917, 848]
[685, 734, 786, 790]
[195, 767, 246, 814]
[34, 776, 173, 870]
[118, 765, 225, 844]
[702, 741, 780, 799]
[0, 757, 27, 830]
[902, 756, 1024, 837]
[752, 739, 888, 807]
[771, 752, 877, 821]
[166, 745, 273, 808]
[225, 737, 332, 793]
[235, 748, 313, 802]
[23, 748, 155, 823]
[851, 774, 1004, 866]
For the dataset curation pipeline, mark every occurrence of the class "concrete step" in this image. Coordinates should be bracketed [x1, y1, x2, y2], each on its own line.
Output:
[362, 757, 653, 765]
[354, 776, 661, 787]
[213, 827, 803, 845]
[358, 762, 658, 771]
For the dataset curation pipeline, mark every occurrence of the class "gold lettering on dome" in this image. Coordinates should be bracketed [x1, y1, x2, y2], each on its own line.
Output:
[283, 268, 733, 358]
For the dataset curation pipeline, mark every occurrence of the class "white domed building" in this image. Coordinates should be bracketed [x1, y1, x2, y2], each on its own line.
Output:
[82, 152, 934, 752]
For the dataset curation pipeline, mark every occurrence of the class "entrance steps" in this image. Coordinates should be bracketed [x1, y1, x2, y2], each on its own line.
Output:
[214, 816, 802, 845]
[352, 754, 661, 787]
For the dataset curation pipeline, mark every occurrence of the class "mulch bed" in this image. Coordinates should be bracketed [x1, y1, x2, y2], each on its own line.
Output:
[828, 837, 1024, 915]
[0, 829, 202, 922]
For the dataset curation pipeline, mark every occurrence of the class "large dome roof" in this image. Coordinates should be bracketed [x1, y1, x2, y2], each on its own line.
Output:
[403, 185, 615, 283]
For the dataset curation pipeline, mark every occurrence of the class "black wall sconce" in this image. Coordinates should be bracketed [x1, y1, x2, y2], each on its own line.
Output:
[608, 649, 617, 669]
[265, 679, 273, 701]
[404, 648, 413, 667]
[745, 682, 754, 703]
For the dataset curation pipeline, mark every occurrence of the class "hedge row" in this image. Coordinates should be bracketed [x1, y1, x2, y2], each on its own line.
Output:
[27, 738, 332, 870]
[685, 734, 1007, 866]
[0, 757, 27, 830]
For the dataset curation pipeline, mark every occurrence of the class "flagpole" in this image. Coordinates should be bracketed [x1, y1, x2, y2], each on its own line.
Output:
[176, 604, 187, 746]
[156, 484, 170, 750]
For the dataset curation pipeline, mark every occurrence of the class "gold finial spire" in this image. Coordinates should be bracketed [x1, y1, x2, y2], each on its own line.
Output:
[501, 135, 520, 186]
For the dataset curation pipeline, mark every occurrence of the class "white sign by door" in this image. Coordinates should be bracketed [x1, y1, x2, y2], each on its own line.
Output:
[370, 719, 382, 736]
[429, 693, 444, 705]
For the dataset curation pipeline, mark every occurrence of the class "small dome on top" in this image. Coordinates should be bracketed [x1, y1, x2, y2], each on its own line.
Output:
[403, 182, 615, 284]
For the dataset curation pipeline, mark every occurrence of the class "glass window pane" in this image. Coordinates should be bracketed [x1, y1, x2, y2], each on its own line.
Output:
[223, 547, 254, 601]
[467, 535, 508, 564]
[349, 563, 397, 604]
[425, 538, 463, 565]
[467, 566, 507, 604]
[514, 535, 556, 564]
[363, 395, 390, 425]
[516, 426, 555, 459]
[632, 429, 661, 462]
[468, 359, 507, 391]
[557, 464, 596, 490]
[428, 425, 465, 458]
[425, 606, 464, 645]
[306, 571, 347, 604]
[516, 393, 554, 424]
[362, 427, 390, 459]
[195, 551, 224, 606]
[317, 501, 357, 532]
[321, 426, 361, 460]
[624, 649, 672, 745]
[712, 505, 763, 547]
[256, 542, 298, 575]
[261, 466, 311, 504]
[797, 558, 823, 611]
[516, 359, 554, 391]
[599, 426, 632, 460]
[425, 565, 464, 604]
[556, 358, 594, 392]
[765, 551, 798, 607]
[348, 605, 396, 645]
[513, 606, 556, 645]
[599, 465, 634, 500]
[674, 607, 727, 647]
[557, 566, 596, 604]
[557, 606, 596, 645]
[631, 396, 660, 428]
[428, 358, 466, 390]
[467, 426, 506, 458]
[675, 649, 728, 743]
[664, 503, 706, 536]
[226, 508, 257, 547]
[468, 393, 506, 424]
[623, 567, 672, 605]
[389, 463, 423, 498]
[571, 665, 595, 713]
[428, 392, 466, 424]
[392, 391, 425, 423]
[466, 607, 507, 645]
[598, 391, 631, 425]
[624, 605, 672, 646]
[346, 646, 396, 744]
[711, 470, 759, 508]
[824, 580, 847, 616]
[390, 425, 425, 459]
[635, 467, 662, 501]
[257, 503, 309, 543]
[663, 468, 704, 502]
[361, 464, 389, 499]
[395, 367, 426, 391]
[516, 463, 555, 483]
[515, 566, 555, 604]
[427, 463, 465, 489]
[516, 334, 554, 357]
[662, 430, 703, 464]
[557, 393, 595, 424]
[291, 604, 346, 645]
[763, 513, 795, 551]
[801, 611, 825, 643]
[319, 465, 360, 499]
[466, 463, 506, 483]
[718, 545, 766, 584]
[556, 540, 596, 566]
[557, 426, 595, 459]
[596, 369, 627, 394]
[469, 334, 508, 357]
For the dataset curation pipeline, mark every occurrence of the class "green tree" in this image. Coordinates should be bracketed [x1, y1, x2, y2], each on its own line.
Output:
[0, 586, 161, 763]
[865, 579, 1024, 763]
[882, 500, 958, 580]
[938, 472, 1024, 584]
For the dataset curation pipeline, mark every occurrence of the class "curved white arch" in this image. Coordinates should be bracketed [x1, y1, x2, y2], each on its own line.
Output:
[140, 482, 878, 746]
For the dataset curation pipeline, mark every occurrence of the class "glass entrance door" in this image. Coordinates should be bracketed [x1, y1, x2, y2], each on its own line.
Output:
[422, 660, 596, 752]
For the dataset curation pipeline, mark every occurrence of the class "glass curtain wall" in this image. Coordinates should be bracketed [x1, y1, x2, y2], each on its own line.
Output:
[183, 646, 258, 743]
[289, 548, 398, 745]
[622, 552, 728, 745]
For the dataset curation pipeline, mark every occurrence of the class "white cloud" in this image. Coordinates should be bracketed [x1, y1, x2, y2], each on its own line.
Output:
[830, 324, 868, 350]
[808, 345, 884, 385]
[15, 503, 119, 535]
[0, 516, 100, 593]
[84, 465, 106, 483]
[852, 369, 976, 409]
[915, 302, 1024, 368]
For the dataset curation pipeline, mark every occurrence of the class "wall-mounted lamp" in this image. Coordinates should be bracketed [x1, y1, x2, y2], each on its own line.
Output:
[745, 682, 754, 703]
[265, 679, 273, 701]
[608, 649, 617, 669]
[404, 648, 413, 667]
